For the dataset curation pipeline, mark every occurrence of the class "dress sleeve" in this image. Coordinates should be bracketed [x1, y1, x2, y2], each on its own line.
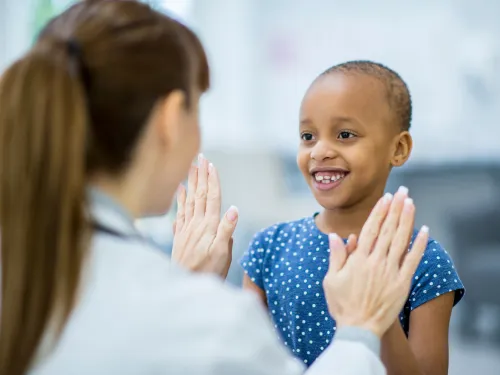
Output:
[409, 239, 465, 311]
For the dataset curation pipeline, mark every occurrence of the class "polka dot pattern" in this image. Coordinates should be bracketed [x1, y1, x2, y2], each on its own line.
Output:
[241, 215, 465, 367]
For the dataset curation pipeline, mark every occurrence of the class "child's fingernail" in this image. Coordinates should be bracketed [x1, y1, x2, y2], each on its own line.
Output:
[398, 186, 409, 195]
[226, 206, 238, 222]
[383, 193, 393, 202]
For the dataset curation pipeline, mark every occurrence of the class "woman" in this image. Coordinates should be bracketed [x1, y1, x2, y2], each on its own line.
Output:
[0, 1, 428, 375]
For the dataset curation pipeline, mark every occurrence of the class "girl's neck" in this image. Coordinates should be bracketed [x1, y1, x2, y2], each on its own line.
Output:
[315, 191, 383, 239]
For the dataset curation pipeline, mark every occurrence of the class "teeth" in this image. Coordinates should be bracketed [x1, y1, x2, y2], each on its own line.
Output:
[314, 173, 345, 183]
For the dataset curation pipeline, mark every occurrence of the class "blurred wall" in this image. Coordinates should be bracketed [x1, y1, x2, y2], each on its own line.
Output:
[0, 0, 34, 72]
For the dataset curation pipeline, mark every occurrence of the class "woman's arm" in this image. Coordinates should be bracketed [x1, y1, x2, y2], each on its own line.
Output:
[240, 276, 387, 375]
[211, 288, 388, 375]
[381, 291, 455, 375]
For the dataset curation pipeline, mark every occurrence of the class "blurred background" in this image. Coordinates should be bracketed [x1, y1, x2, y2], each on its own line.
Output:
[1, 0, 499, 373]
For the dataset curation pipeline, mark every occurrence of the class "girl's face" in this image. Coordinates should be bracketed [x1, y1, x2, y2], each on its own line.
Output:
[296, 73, 403, 210]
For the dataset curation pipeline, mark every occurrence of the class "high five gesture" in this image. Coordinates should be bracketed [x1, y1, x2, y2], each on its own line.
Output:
[172, 155, 238, 278]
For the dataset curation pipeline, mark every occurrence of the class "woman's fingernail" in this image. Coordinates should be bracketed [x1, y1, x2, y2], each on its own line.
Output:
[226, 206, 238, 222]
[383, 193, 393, 202]
[329, 233, 340, 242]
[404, 197, 413, 206]
[421, 225, 429, 233]
[398, 186, 409, 195]
[198, 153, 204, 163]
[208, 163, 214, 173]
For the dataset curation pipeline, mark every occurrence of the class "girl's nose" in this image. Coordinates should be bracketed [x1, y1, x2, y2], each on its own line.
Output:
[310, 141, 337, 161]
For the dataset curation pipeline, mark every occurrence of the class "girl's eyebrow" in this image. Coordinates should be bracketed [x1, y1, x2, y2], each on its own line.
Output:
[300, 116, 364, 131]
[330, 116, 358, 126]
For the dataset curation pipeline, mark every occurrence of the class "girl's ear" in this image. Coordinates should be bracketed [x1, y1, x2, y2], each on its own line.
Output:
[391, 131, 412, 167]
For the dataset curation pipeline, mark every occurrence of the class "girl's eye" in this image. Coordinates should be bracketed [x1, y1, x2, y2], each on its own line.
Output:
[338, 131, 356, 140]
[301, 133, 314, 141]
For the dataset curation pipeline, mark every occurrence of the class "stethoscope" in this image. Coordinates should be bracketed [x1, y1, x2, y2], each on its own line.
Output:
[92, 221, 166, 253]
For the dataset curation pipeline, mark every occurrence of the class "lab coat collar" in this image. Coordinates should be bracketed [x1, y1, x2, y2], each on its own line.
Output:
[88, 187, 140, 238]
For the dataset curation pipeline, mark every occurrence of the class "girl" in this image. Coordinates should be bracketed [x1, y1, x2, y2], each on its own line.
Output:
[241, 61, 464, 375]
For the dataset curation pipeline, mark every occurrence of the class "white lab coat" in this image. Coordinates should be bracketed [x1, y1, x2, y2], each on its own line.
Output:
[29, 191, 386, 375]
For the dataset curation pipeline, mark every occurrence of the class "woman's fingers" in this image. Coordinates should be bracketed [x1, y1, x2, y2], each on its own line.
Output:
[371, 187, 408, 258]
[387, 197, 416, 267]
[184, 165, 198, 223]
[210, 206, 239, 278]
[175, 184, 186, 232]
[214, 206, 239, 247]
[346, 234, 358, 255]
[399, 225, 429, 284]
[205, 162, 222, 233]
[356, 193, 392, 256]
[328, 233, 348, 273]
[194, 154, 209, 218]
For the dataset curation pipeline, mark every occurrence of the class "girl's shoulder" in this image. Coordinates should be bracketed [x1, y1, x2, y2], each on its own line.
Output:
[409, 232, 465, 307]
[409, 230, 447, 253]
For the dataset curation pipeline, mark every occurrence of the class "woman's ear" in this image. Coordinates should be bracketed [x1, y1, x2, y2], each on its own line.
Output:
[390, 131, 413, 167]
[152, 90, 186, 148]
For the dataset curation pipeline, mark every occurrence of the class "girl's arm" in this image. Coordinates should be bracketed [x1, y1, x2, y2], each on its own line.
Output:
[381, 291, 455, 375]
[243, 274, 268, 306]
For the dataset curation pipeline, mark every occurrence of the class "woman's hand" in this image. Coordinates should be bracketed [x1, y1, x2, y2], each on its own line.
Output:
[323, 187, 429, 338]
[171, 154, 238, 279]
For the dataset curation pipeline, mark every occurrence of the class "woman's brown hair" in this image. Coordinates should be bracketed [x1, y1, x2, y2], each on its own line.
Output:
[0, 1, 210, 374]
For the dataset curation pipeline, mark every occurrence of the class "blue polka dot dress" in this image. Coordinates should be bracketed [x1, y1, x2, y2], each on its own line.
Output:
[240, 215, 465, 367]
